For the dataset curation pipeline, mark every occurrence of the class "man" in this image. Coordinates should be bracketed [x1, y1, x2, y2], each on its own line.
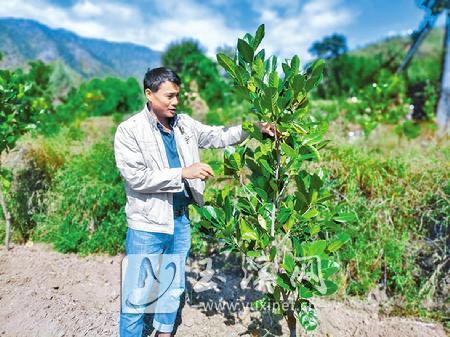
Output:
[114, 67, 275, 337]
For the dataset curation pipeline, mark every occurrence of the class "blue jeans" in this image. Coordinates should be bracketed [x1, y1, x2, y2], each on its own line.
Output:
[120, 213, 191, 336]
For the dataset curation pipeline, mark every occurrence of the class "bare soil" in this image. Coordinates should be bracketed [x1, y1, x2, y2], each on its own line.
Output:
[0, 243, 446, 337]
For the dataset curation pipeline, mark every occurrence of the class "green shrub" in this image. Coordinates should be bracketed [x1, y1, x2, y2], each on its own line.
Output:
[205, 100, 251, 126]
[41, 77, 143, 135]
[33, 140, 126, 255]
[319, 137, 448, 318]
[343, 71, 418, 138]
[309, 99, 342, 123]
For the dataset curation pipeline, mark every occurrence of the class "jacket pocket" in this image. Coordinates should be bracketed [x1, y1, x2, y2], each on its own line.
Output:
[143, 193, 169, 223]
[126, 188, 148, 214]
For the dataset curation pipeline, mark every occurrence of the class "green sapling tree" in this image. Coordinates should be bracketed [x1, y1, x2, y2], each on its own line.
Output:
[196, 25, 354, 336]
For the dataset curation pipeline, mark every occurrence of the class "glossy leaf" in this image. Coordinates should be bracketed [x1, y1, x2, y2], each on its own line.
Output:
[237, 38, 254, 63]
[217, 53, 237, 78]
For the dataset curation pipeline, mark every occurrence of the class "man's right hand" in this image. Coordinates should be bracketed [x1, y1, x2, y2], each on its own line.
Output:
[182, 163, 214, 180]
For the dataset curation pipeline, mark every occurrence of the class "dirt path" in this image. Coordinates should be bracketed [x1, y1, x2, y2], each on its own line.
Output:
[0, 243, 446, 337]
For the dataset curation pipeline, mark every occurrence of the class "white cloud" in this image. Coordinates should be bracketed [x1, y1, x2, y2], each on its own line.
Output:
[252, 0, 355, 61]
[137, 0, 244, 54]
[0, 0, 355, 62]
[0, 0, 142, 43]
[0, 0, 244, 56]
[72, 1, 102, 18]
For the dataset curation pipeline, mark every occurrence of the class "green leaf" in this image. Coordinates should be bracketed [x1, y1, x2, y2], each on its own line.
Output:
[305, 77, 317, 92]
[282, 253, 295, 273]
[298, 286, 313, 299]
[237, 38, 254, 63]
[257, 214, 267, 231]
[217, 53, 237, 78]
[276, 206, 291, 224]
[252, 58, 265, 79]
[247, 158, 263, 176]
[302, 240, 327, 257]
[320, 260, 340, 278]
[259, 159, 273, 175]
[305, 59, 325, 92]
[308, 223, 321, 236]
[233, 87, 252, 102]
[270, 246, 277, 260]
[243, 33, 254, 46]
[269, 179, 278, 192]
[269, 71, 279, 89]
[327, 233, 351, 252]
[302, 208, 318, 220]
[282, 216, 296, 232]
[327, 239, 344, 253]
[253, 24, 265, 50]
[255, 48, 265, 61]
[243, 121, 263, 141]
[321, 280, 338, 296]
[297, 302, 319, 331]
[247, 250, 262, 257]
[292, 74, 305, 95]
[310, 173, 323, 191]
[270, 55, 278, 72]
[240, 219, 258, 241]
[282, 62, 290, 75]
[333, 212, 356, 223]
[311, 59, 325, 79]
[302, 144, 320, 161]
[203, 205, 218, 221]
[293, 237, 302, 257]
[254, 187, 268, 200]
[292, 122, 307, 134]
[290, 55, 300, 74]
[281, 143, 297, 158]
[262, 87, 278, 115]
[276, 274, 293, 291]
[235, 65, 250, 84]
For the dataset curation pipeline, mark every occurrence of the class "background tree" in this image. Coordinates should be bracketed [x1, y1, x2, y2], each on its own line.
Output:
[309, 33, 348, 60]
[0, 56, 53, 250]
[161, 39, 230, 109]
[161, 38, 204, 73]
[396, 0, 450, 132]
[309, 33, 348, 97]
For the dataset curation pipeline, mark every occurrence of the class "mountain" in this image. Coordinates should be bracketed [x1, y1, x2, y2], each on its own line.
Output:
[0, 17, 161, 80]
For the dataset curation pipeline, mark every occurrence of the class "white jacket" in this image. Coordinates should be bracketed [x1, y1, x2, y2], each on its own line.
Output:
[114, 104, 248, 234]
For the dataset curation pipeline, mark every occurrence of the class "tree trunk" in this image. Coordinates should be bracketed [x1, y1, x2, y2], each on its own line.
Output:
[396, 14, 437, 74]
[437, 10, 450, 135]
[270, 131, 281, 237]
[0, 181, 12, 250]
[286, 311, 297, 337]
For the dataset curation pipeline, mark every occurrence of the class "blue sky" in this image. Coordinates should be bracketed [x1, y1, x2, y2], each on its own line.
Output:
[0, 0, 444, 61]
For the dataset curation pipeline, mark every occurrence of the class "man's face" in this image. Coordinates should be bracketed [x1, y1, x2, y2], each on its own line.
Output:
[145, 80, 180, 120]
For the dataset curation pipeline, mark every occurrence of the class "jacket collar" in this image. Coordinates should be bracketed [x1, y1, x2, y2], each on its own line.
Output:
[144, 102, 179, 130]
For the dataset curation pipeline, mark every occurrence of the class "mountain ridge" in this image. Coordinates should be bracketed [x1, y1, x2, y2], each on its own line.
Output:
[0, 17, 161, 80]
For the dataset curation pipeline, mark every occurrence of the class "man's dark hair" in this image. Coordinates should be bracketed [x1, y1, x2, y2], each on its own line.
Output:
[143, 67, 181, 92]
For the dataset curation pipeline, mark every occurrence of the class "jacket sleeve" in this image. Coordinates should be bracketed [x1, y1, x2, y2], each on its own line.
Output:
[114, 124, 184, 194]
[188, 116, 249, 149]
